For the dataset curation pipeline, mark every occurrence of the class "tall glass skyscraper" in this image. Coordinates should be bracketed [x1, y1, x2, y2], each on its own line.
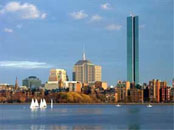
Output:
[127, 15, 139, 85]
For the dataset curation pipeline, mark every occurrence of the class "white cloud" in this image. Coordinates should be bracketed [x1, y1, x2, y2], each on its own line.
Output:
[4, 28, 13, 33]
[0, 2, 46, 19]
[89, 15, 102, 22]
[101, 3, 112, 10]
[106, 24, 122, 31]
[41, 13, 47, 19]
[0, 61, 53, 69]
[70, 10, 88, 20]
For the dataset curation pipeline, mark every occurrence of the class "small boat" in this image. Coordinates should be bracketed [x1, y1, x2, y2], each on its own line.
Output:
[51, 99, 53, 109]
[147, 104, 152, 108]
[116, 104, 121, 107]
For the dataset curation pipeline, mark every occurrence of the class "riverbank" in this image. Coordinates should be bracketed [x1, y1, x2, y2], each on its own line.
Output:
[0, 103, 173, 105]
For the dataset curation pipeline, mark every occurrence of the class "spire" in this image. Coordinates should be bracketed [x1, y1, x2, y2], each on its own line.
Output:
[82, 44, 86, 60]
[83, 52, 86, 60]
[15, 76, 18, 90]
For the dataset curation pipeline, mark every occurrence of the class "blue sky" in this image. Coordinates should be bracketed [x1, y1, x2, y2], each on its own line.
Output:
[0, 0, 173, 86]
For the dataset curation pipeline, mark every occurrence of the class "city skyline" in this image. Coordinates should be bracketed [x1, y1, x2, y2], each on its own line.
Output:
[0, 0, 173, 85]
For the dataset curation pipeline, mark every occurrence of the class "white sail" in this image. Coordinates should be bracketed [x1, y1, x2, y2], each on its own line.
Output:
[51, 99, 53, 109]
[43, 99, 47, 107]
[40, 99, 43, 108]
[35, 99, 39, 107]
[30, 98, 35, 109]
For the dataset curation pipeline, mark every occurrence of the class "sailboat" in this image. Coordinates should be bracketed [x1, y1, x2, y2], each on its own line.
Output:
[147, 104, 152, 108]
[51, 99, 53, 109]
[116, 104, 121, 107]
[40, 99, 47, 109]
[30, 98, 39, 109]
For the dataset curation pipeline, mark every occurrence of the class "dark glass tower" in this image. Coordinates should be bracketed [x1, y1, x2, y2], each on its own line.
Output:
[127, 15, 139, 85]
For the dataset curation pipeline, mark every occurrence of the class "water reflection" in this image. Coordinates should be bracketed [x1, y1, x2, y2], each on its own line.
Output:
[128, 124, 140, 130]
[30, 125, 102, 130]
[31, 109, 38, 112]
[76, 108, 102, 115]
[31, 125, 46, 130]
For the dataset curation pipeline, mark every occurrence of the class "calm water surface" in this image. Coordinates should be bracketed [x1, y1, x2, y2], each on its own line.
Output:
[0, 104, 173, 130]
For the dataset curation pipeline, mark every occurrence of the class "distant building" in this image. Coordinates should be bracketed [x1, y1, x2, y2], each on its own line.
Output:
[45, 69, 67, 90]
[149, 79, 160, 102]
[64, 81, 82, 92]
[170, 87, 174, 102]
[94, 81, 108, 90]
[115, 81, 130, 102]
[22, 76, 41, 89]
[127, 15, 139, 85]
[73, 52, 102, 83]
[49, 69, 67, 82]
[130, 88, 143, 103]
[45, 81, 59, 90]
[0, 84, 14, 91]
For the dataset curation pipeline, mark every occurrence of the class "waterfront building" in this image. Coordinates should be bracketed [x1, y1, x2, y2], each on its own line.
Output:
[45, 69, 67, 90]
[64, 81, 82, 92]
[159, 81, 167, 102]
[49, 69, 67, 82]
[22, 76, 41, 89]
[94, 81, 108, 90]
[115, 93, 118, 103]
[127, 15, 139, 85]
[130, 88, 144, 103]
[165, 87, 171, 102]
[45, 81, 59, 90]
[149, 79, 160, 102]
[0, 84, 14, 91]
[115, 81, 130, 102]
[73, 52, 102, 83]
[170, 87, 174, 102]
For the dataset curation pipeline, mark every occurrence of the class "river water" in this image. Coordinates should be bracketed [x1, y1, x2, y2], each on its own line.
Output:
[0, 104, 173, 130]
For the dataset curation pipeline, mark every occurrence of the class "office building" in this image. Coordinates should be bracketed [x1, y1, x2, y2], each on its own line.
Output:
[49, 69, 67, 82]
[22, 76, 41, 89]
[73, 52, 102, 83]
[127, 15, 139, 85]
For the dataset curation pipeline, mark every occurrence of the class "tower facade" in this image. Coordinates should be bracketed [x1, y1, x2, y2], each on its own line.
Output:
[73, 52, 102, 83]
[127, 15, 139, 85]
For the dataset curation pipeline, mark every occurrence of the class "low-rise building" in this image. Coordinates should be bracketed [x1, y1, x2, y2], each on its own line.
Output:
[64, 81, 82, 92]
[22, 76, 41, 89]
[130, 88, 144, 103]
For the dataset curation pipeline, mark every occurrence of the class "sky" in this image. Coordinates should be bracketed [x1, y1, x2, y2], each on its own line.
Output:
[0, 0, 173, 86]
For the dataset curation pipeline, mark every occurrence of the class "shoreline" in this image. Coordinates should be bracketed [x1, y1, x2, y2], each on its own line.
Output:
[0, 103, 173, 105]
